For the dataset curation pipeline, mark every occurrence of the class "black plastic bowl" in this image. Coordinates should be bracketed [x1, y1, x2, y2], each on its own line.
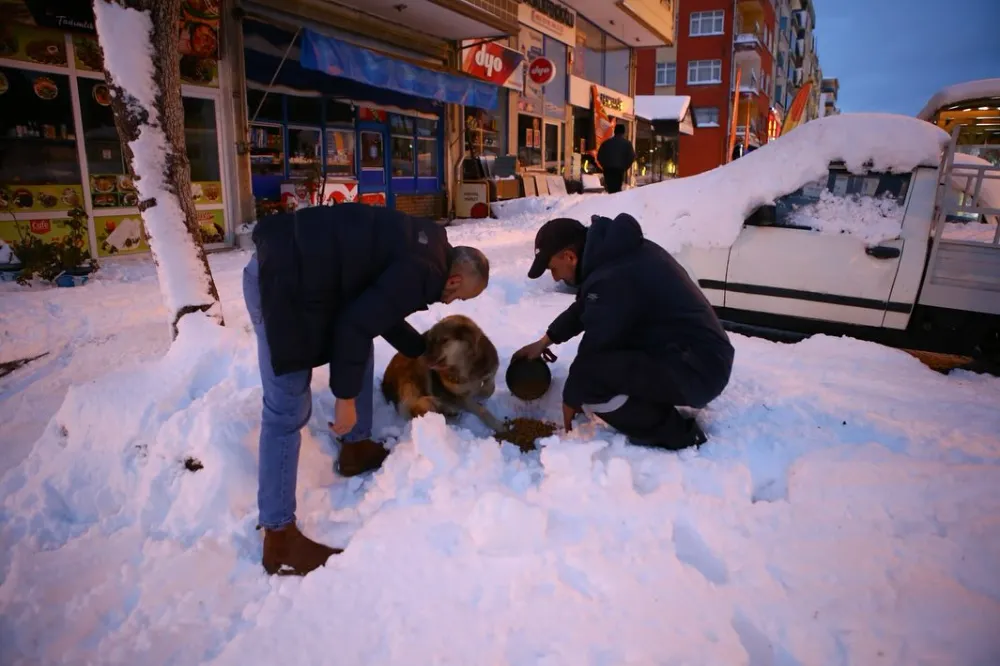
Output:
[506, 357, 552, 401]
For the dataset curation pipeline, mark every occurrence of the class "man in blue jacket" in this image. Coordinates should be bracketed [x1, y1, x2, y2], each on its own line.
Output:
[244, 203, 489, 576]
[513, 214, 734, 449]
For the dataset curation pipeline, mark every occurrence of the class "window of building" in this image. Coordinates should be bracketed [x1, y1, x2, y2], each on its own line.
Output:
[416, 118, 439, 179]
[543, 37, 568, 107]
[693, 107, 720, 127]
[573, 17, 605, 83]
[687, 59, 722, 85]
[690, 10, 725, 36]
[604, 34, 630, 95]
[517, 114, 542, 168]
[390, 115, 415, 178]
[655, 62, 676, 87]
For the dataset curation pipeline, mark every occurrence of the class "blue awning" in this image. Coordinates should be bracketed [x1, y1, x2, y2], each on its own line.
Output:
[299, 29, 498, 111]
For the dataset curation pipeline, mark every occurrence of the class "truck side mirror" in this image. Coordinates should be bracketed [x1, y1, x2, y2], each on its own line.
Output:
[745, 204, 777, 226]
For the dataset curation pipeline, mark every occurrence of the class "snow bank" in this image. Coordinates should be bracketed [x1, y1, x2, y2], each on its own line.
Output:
[529, 113, 949, 254]
[789, 190, 907, 244]
[2, 229, 1000, 663]
[92, 1, 220, 324]
[916, 77, 1000, 121]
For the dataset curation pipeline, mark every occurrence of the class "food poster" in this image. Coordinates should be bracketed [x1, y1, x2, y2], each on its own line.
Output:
[0, 185, 84, 213]
[72, 34, 103, 72]
[89, 174, 138, 210]
[0, 16, 67, 67]
[94, 214, 148, 257]
[0, 215, 90, 255]
[191, 181, 224, 204]
[178, 0, 220, 87]
[195, 208, 225, 244]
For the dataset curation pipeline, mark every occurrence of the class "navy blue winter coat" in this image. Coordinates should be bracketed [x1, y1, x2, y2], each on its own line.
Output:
[546, 213, 734, 409]
[251, 203, 451, 399]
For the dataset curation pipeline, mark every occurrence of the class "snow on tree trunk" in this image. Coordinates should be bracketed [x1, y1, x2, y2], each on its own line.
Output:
[93, 0, 224, 339]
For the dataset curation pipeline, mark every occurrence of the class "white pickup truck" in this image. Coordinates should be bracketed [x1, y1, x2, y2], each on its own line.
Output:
[676, 125, 1000, 365]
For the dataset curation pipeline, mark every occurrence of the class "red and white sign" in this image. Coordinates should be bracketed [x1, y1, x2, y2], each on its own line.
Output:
[461, 41, 525, 91]
[527, 57, 556, 86]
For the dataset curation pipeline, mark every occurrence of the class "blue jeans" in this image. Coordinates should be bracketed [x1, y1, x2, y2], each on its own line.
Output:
[243, 253, 374, 530]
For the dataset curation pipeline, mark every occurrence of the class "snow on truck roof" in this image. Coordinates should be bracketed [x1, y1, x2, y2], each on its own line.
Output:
[553, 113, 950, 254]
[916, 78, 1000, 120]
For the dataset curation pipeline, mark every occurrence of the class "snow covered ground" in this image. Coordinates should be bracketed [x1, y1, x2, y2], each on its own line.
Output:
[2, 205, 1000, 664]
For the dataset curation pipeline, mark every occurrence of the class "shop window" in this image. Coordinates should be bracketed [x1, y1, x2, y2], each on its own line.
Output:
[287, 128, 322, 180]
[326, 100, 354, 124]
[78, 78, 128, 209]
[604, 35, 630, 95]
[517, 114, 542, 168]
[183, 98, 222, 184]
[464, 108, 502, 158]
[246, 88, 282, 122]
[360, 131, 384, 170]
[416, 118, 438, 179]
[573, 17, 605, 84]
[543, 37, 567, 109]
[688, 59, 722, 85]
[325, 129, 355, 177]
[0, 67, 81, 194]
[390, 115, 415, 178]
[286, 95, 322, 125]
[249, 124, 285, 177]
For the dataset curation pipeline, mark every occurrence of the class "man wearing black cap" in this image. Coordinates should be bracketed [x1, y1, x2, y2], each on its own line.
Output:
[513, 213, 735, 450]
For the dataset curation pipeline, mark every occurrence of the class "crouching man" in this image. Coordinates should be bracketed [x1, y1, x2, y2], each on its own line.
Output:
[244, 202, 489, 576]
[513, 214, 734, 449]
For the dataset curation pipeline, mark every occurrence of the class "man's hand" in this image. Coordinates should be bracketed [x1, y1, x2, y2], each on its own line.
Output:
[330, 398, 357, 437]
[562, 403, 581, 431]
[513, 335, 554, 362]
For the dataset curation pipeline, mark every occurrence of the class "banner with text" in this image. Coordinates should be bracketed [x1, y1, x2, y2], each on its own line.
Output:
[460, 40, 525, 92]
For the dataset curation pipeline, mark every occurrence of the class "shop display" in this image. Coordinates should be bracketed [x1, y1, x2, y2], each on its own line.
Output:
[0, 185, 83, 212]
[250, 124, 284, 176]
[94, 214, 147, 257]
[325, 128, 355, 177]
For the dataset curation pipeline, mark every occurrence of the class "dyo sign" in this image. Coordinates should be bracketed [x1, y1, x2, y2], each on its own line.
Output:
[527, 57, 557, 86]
[474, 45, 505, 78]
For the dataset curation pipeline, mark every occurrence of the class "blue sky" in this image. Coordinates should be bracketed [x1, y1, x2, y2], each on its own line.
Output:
[813, 0, 1000, 115]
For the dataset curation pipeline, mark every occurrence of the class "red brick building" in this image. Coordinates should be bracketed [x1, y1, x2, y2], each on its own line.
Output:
[637, 0, 777, 177]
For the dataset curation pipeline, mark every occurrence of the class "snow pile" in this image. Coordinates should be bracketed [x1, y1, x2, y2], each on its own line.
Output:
[92, 1, 220, 325]
[509, 114, 950, 254]
[788, 190, 907, 244]
[0, 239, 16, 265]
[916, 77, 1000, 121]
[3, 231, 1000, 663]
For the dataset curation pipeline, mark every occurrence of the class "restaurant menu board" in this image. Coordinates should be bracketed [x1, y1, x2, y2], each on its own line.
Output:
[95, 214, 148, 257]
[0, 216, 91, 254]
[0, 185, 84, 213]
[0, 0, 220, 88]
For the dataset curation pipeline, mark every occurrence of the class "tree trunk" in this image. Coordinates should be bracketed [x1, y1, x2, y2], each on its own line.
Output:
[93, 0, 224, 339]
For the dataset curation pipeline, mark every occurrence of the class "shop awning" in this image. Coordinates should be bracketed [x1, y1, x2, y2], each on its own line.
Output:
[299, 29, 499, 110]
[635, 95, 695, 135]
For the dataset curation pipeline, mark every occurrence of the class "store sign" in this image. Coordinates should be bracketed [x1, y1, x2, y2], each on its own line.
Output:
[23, 0, 96, 34]
[517, 0, 576, 46]
[527, 57, 556, 86]
[460, 41, 525, 91]
[569, 75, 634, 119]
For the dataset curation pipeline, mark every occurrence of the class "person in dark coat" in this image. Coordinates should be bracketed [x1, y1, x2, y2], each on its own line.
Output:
[244, 202, 489, 576]
[596, 123, 636, 194]
[513, 214, 734, 449]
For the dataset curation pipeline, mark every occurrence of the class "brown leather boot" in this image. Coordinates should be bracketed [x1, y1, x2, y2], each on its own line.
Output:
[261, 523, 342, 576]
[336, 439, 389, 477]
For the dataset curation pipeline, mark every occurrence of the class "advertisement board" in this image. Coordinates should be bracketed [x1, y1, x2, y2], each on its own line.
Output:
[460, 40, 524, 92]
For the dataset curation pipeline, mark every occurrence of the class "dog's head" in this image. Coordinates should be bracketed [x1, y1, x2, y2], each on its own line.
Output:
[425, 315, 499, 393]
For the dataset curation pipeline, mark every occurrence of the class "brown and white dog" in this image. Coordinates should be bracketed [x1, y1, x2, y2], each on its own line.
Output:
[381, 314, 503, 431]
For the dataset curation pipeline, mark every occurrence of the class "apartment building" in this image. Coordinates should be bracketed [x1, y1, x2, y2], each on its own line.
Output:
[788, 0, 822, 120]
[820, 77, 840, 116]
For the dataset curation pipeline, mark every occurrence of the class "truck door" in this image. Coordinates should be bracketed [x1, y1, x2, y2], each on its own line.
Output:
[723, 167, 914, 328]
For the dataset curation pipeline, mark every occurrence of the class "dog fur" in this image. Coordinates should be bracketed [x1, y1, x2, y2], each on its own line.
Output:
[381, 314, 503, 430]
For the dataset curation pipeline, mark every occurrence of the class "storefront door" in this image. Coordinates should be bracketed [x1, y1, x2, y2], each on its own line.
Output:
[357, 120, 389, 208]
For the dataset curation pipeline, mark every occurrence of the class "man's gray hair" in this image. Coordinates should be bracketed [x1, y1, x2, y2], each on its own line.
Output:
[450, 246, 490, 286]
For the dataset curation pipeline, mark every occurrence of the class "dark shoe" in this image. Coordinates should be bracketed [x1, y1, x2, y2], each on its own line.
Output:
[336, 438, 389, 477]
[261, 523, 341, 576]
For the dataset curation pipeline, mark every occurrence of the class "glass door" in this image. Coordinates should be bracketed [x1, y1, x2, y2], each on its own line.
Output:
[358, 123, 388, 208]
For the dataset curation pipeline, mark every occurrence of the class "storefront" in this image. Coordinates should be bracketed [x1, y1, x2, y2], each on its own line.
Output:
[633, 95, 694, 186]
[241, 16, 497, 220]
[569, 77, 635, 175]
[0, 0, 234, 260]
[514, 0, 574, 175]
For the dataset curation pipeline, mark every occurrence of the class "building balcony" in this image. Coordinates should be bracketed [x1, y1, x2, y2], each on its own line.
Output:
[791, 8, 809, 30]
[734, 31, 766, 52]
[792, 38, 805, 63]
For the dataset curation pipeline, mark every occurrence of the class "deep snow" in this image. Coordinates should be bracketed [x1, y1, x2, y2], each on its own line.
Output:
[3, 207, 1000, 664]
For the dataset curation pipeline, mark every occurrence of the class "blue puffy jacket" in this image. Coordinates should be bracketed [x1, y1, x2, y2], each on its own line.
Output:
[251, 203, 450, 399]
[546, 213, 734, 409]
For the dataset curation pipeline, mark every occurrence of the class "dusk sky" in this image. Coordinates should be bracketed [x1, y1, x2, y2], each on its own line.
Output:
[813, 0, 1000, 115]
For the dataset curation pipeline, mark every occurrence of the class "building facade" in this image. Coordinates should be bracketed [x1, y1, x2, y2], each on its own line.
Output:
[0, 0, 676, 263]
[820, 77, 840, 117]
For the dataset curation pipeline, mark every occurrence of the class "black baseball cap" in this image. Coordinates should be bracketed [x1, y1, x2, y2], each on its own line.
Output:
[528, 217, 587, 279]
